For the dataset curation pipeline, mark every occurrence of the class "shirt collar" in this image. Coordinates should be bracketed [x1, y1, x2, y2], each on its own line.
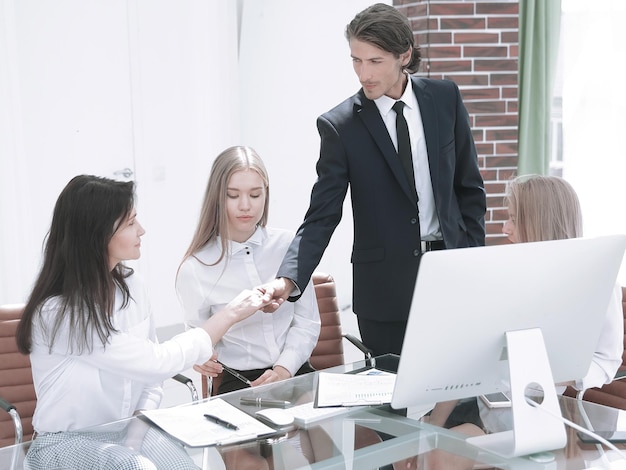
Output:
[374, 73, 416, 117]
[227, 226, 266, 255]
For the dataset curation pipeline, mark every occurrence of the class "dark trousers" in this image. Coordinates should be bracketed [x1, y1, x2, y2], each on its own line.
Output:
[357, 318, 408, 357]
[218, 361, 316, 394]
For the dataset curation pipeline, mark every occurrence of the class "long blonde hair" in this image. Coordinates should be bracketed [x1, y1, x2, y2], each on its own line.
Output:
[505, 175, 583, 243]
[181, 146, 270, 266]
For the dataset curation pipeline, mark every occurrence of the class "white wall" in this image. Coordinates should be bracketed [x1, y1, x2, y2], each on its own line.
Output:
[0, 0, 380, 337]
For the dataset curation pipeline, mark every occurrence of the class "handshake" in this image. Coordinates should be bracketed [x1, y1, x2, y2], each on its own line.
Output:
[253, 277, 296, 313]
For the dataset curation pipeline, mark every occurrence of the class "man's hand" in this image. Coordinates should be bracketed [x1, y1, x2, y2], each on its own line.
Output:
[256, 277, 295, 313]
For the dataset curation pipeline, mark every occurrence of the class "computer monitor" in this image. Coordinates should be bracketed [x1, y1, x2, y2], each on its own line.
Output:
[391, 235, 626, 458]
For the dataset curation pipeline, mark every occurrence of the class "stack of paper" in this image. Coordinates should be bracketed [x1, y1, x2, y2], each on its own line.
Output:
[315, 369, 397, 407]
[141, 398, 277, 447]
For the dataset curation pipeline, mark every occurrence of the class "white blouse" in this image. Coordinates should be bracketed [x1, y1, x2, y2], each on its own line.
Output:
[31, 273, 214, 433]
[576, 282, 624, 391]
[176, 226, 321, 375]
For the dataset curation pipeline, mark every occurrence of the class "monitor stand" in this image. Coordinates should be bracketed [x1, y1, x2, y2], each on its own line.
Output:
[467, 328, 567, 458]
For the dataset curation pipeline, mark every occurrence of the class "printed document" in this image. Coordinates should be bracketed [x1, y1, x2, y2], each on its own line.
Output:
[315, 369, 396, 407]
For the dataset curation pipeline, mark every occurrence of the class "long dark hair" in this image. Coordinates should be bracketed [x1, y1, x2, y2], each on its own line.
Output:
[16, 175, 135, 354]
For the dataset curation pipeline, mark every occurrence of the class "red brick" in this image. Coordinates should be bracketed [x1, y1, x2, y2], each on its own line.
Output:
[440, 17, 487, 30]
[411, 17, 439, 31]
[475, 143, 495, 155]
[475, 59, 518, 72]
[485, 181, 507, 193]
[488, 16, 518, 29]
[464, 46, 509, 58]
[464, 101, 506, 115]
[461, 88, 500, 100]
[430, 3, 475, 16]
[472, 129, 485, 142]
[507, 101, 518, 113]
[428, 46, 463, 59]
[455, 32, 500, 44]
[498, 168, 517, 181]
[484, 155, 518, 167]
[404, 4, 428, 18]
[480, 169, 498, 180]
[491, 73, 518, 86]
[446, 74, 490, 86]
[502, 87, 518, 99]
[417, 32, 452, 45]
[428, 59, 473, 73]
[476, 3, 519, 15]
[502, 31, 519, 43]
[496, 141, 518, 154]
[486, 128, 518, 141]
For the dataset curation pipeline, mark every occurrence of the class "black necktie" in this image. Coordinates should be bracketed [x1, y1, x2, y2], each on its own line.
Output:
[392, 101, 418, 202]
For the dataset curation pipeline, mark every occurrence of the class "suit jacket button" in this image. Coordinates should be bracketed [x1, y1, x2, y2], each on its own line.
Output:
[410, 218, 418, 224]
[413, 249, 420, 257]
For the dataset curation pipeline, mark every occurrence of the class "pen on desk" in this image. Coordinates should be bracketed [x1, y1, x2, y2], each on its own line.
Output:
[216, 361, 251, 386]
[240, 397, 292, 408]
[204, 414, 239, 431]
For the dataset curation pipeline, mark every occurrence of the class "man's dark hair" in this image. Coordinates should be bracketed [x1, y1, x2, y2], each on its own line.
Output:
[346, 3, 421, 73]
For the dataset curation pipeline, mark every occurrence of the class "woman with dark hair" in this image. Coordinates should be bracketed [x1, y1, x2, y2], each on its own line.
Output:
[17, 175, 271, 469]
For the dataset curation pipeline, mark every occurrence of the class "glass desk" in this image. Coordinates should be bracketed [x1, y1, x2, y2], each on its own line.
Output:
[2, 356, 626, 469]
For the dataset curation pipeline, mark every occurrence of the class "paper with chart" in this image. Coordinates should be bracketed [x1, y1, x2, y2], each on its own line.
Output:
[315, 369, 397, 407]
[141, 398, 277, 447]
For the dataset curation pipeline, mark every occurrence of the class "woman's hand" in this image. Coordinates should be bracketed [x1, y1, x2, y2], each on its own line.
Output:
[193, 353, 221, 378]
[250, 365, 291, 386]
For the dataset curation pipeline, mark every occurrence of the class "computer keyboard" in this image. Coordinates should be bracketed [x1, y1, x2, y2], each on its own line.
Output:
[285, 402, 364, 426]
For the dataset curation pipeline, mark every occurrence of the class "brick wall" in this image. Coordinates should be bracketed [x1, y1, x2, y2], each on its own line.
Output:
[394, 0, 519, 245]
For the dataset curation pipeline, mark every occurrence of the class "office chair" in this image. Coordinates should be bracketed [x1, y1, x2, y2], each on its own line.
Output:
[0, 304, 35, 449]
[0, 303, 199, 449]
[200, 271, 372, 398]
[564, 286, 626, 409]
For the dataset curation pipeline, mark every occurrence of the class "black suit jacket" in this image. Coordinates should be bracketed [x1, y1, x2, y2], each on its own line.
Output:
[278, 77, 486, 322]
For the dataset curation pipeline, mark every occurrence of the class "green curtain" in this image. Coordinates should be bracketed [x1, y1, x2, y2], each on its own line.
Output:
[517, 0, 562, 175]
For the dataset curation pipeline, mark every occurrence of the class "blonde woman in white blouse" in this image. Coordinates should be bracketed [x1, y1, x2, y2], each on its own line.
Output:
[176, 146, 321, 394]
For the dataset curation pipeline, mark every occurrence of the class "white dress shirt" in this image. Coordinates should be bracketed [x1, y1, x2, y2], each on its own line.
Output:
[176, 226, 321, 375]
[375, 79, 442, 240]
[31, 273, 214, 433]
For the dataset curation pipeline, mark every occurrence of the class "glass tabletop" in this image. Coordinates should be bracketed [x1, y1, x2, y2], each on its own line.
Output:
[3, 356, 626, 469]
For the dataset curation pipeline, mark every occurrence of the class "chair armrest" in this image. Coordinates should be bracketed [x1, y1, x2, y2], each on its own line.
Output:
[614, 369, 626, 380]
[171, 374, 199, 403]
[0, 397, 24, 445]
[343, 333, 373, 361]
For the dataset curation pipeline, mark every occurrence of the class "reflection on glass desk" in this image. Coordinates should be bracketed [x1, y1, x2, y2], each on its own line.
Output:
[2, 356, 626, 469]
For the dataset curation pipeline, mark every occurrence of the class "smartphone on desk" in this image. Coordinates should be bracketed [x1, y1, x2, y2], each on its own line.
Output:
[577, 430, 626, 444]
[480, 392, 511, 408]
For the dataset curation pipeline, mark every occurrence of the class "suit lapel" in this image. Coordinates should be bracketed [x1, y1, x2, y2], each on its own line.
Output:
[355, 90, 417, 205]
[412, 77, 439, 186]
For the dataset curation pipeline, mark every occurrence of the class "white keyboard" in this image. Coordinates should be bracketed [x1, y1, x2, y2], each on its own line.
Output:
[285, 402, 364, 426]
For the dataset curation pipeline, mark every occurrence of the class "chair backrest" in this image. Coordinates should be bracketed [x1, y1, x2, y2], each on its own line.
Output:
[564, 286, 626, 409]
[0, 304, 35, 447]
[201, 272, 347, 398]
[308, 272, 345, 370]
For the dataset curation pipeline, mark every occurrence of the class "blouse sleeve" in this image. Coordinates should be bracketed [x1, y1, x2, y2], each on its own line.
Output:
[176, 258, 209, 328]
[576, 283, 624, 391]
[274, 277, 321, 375]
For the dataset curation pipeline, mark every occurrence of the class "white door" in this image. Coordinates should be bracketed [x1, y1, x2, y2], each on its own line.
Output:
[0, 1, 241, 330]
[0, 1, 137, 304]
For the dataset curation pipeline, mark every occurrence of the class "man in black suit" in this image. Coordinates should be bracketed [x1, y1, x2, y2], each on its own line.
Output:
[263, 3, 486, 357]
